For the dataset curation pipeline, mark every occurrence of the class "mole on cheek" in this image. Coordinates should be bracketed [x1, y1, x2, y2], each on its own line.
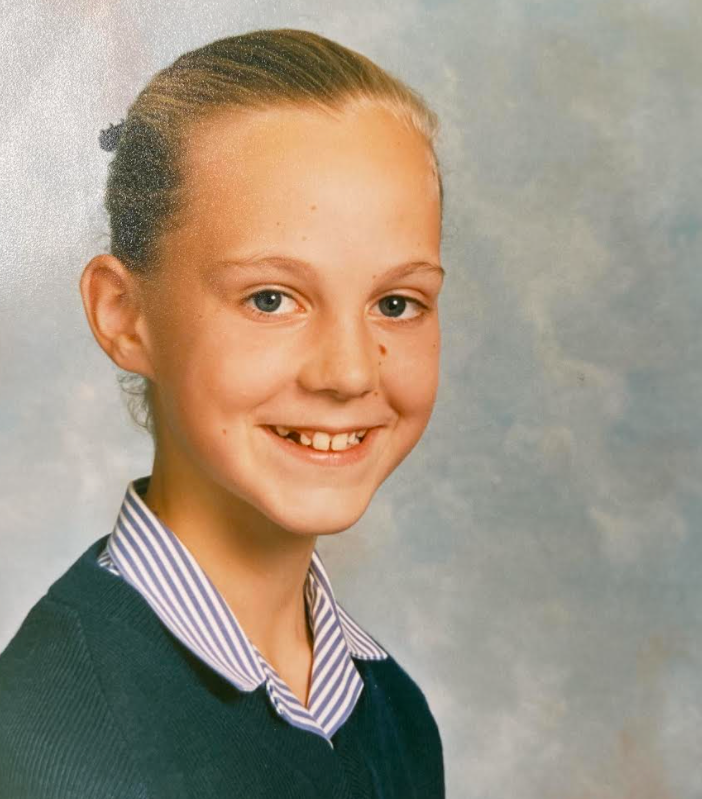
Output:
[379, 344, 387, 355]
[222, 428, 227, 435]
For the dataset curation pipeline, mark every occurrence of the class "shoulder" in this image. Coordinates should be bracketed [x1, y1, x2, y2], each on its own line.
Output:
[0, 570, 96, 696]
[0, 536, 120, 695]
[352, 650, 445, 796]
[0, 544, 149, 798]
[336, 603, 441, 737]
[356, 649, 440, 729]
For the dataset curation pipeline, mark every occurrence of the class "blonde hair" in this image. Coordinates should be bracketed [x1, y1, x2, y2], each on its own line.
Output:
[103, 28, 443, 440]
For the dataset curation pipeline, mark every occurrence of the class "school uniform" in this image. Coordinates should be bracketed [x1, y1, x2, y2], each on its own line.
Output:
[0, 476, 445, 798]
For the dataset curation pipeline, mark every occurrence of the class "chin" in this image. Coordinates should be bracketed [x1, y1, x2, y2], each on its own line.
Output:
[258, 490, 373, 537]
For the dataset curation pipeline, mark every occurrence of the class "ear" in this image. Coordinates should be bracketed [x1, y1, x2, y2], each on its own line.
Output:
[79, 254, 156, 381]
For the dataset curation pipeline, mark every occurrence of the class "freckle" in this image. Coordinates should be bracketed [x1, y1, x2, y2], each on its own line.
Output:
[379, 344, 387, 355]
[222, 428, 227, 435]
[302, 235, 307, 241]
[310, 204, 317, 211]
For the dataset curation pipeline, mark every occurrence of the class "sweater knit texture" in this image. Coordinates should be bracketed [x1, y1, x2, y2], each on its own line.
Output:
[0, 537, 445, 798]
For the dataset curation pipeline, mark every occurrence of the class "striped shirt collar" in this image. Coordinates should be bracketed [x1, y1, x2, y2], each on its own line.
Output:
[97, 476, 387, 746]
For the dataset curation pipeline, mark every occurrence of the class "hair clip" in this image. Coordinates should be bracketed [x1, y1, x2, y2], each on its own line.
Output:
[99, 119, 125, 152]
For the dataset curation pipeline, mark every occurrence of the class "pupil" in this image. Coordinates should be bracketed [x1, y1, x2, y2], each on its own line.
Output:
[254, 291, 282, 312]
[380, 296, 406, 317]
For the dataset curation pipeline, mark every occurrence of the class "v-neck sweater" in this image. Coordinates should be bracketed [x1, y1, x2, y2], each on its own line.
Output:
[0, 537, 445, 798]
[96, 476, 390, 747]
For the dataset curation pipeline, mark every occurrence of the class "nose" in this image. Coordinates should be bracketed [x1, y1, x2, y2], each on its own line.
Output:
[297, 312, 379, 400]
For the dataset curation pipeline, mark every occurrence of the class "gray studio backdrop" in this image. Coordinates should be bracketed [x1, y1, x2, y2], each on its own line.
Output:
[2, 1, 701, 797]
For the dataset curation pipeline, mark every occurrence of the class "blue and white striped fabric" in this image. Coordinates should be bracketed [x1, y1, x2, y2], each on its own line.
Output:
[97, 476, 387, 747]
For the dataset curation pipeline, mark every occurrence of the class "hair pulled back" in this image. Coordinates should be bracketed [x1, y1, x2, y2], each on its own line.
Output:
[102, 28, 443, 439]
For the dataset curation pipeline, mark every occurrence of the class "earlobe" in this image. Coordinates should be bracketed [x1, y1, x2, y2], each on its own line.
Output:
[79, 254, 157, 381]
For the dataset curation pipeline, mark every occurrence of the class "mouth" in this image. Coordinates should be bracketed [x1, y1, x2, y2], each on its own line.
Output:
[261, 424, 380, 467]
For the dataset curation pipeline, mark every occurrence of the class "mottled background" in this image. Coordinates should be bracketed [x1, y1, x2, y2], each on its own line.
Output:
[1, 1, 701, 797]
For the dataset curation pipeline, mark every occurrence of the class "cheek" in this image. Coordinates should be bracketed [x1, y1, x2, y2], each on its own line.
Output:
[156, 316, 292, 423]
[214, 346, 290, 409]
[383, 328, 440, 417]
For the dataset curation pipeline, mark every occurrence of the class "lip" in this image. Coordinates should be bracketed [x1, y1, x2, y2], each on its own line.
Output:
[261, 424, 381, 467]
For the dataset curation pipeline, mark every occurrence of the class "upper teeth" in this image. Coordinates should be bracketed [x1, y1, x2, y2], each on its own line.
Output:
[274, 426, 368, 451]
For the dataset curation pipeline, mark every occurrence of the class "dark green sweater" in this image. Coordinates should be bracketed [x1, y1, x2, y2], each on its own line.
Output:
[0, 537, 444, 798]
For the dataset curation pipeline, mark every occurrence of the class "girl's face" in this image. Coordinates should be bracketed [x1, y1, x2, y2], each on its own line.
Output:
[137, 103, 443, 535]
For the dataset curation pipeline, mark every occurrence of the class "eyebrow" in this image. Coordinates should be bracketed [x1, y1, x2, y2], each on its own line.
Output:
[215, 255, 445, 281]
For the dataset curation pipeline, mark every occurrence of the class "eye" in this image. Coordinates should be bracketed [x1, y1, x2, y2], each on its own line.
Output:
[374, 295, 427, 321]
[242, 289, 428, 322]
[243, 289, 299, 317]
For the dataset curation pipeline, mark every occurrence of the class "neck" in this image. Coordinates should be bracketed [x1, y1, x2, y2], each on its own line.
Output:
[144, 452, 317, 678]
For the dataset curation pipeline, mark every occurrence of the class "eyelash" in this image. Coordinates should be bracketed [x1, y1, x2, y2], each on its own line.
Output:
[241, 289, 429, 323]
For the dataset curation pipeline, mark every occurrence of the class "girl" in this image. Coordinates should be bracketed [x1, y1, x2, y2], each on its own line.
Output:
[0, 28, 446, 798]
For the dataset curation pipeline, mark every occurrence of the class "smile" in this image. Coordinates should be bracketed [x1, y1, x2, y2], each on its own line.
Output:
[261, 425, 379, 467]
[270, 426, 368, 452]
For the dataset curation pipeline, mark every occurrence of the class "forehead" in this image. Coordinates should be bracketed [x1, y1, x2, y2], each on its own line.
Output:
[187, 101, 434, 170]
[169, 103, 441, 266]
[183, 103, 437, 205]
